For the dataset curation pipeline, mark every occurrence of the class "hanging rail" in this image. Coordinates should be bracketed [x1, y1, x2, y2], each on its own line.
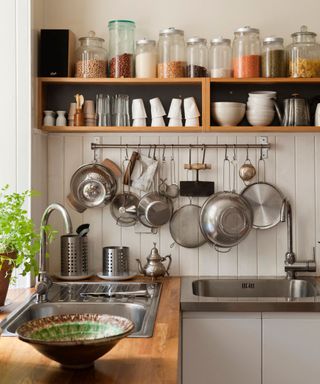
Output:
[91, 143, 271, 150]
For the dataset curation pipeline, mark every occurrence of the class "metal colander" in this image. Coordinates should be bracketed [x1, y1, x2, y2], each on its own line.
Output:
[61, 235, 88, 276]
[169, 202, 206, 248]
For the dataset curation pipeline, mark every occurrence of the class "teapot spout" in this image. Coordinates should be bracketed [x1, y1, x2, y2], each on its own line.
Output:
[136, 259, 145, 275]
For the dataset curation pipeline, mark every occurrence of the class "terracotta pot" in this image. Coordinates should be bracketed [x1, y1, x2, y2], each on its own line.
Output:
[0, 252, 16, 306]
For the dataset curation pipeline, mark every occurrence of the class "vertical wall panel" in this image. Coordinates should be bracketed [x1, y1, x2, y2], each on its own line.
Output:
[46, 133, 320, 277]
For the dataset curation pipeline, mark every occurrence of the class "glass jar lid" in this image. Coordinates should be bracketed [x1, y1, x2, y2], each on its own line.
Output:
[210, 36, 231, 45]
[187, 37, 207, 45]
[108, 19, 136, 27]
[291, 25, 316, 38]
[159, 27, 184, 36]
[136, 38, 156, 46]
[79, 31, 104, 44]
[234, 26, 259, 34]
[263, 36, 284, 44]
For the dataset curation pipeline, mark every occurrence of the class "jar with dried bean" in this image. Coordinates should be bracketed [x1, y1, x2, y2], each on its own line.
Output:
[186, 37, 208, 77]
[75, 31, 107, 78]
[287, 25, 320, 78]
[108, 20, 135, 78]
[262, 37, 287, 77]
[158, 27, 186, 78]
[233, 26, 261, 78]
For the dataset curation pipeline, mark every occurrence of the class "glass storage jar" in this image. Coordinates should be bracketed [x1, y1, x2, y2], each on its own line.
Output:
[209, 37, 232, 78]
[108, 20, 135, 78]
[75, 31, 107, 78]
[186, 37, 208, 77]
[158, 27, 186, 78]
[262, 37, 287, 77]
[233, 26, 261, 78]
[135, 39, 157, 78]
[287, 25, 320, 78]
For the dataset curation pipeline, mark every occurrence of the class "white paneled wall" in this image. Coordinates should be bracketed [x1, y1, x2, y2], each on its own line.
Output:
[47, 132, 320, 277]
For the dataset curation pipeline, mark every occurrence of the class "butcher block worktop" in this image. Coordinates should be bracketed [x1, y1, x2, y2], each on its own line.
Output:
[0, 277, 180, 384]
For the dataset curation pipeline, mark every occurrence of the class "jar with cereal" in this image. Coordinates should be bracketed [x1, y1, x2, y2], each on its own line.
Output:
[75, 31, 107, 78]
[158, 28, 186, 78]
[108, 20, 135, 78]
[233, 26, 261, 78]
[209, 37, 233, 78]
[287, 25, 320, 78]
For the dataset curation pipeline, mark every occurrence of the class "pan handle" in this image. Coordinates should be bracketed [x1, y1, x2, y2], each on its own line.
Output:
[214, 245, 232, 253]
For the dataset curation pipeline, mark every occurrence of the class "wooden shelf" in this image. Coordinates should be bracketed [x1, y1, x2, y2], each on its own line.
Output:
[210, 77, 320, 83]
[38, 77, 320, 134]
[42, 125, 203, 133]
[39, 77, 205, 85]
[209, 126, 320, 133]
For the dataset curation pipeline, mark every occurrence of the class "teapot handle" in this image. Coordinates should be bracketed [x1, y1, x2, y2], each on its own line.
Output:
[272, 99, 282, 124]
[161, 255, 172, 276]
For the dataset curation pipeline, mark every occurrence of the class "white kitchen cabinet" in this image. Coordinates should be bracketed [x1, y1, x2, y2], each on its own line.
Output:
[182, 312, 261, 384]
[262, 313, 320, 384]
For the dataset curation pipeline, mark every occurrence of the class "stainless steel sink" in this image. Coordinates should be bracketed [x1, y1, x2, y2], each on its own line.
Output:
[192, 278, 316, 298]
[0, 281, 162, 338]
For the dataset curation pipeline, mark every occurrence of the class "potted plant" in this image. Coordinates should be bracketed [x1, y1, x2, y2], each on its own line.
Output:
[0, 185, 54, 306]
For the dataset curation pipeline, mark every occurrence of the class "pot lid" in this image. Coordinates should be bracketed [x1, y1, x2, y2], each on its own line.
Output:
[147, 242, 162, 261]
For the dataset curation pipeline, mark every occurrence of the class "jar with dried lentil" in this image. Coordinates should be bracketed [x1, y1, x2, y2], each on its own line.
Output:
[287, 25, 320, 78]
[209, 37, 233, 78]
[158, 27, 186, 78]
[75, 31, 107, 78]
[262, 37, 287, 77]
[233, 26, 261, 78]
[108, 20, 135, 78]
[186, 37, 208, 77]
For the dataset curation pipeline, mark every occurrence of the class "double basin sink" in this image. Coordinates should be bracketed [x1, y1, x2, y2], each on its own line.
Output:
[0, 281, 162, 338]
[181, 277, 320, 312]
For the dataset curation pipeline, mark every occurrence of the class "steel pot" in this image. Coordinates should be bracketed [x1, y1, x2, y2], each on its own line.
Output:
[200, 191, 253, 250]
[137, 192, 173, 228]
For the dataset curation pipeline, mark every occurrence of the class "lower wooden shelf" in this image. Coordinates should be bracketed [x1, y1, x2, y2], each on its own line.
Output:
[42, 125, 203, 133]
[208, 126, 320, 133]
[41, 125, 320, 133]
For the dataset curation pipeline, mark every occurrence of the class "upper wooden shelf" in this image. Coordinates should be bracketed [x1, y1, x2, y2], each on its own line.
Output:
[38, 77, 205, 85]
[39, 77, 320, 85]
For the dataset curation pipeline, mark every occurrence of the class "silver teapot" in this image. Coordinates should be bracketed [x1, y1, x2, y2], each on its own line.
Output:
[136, 243, 172, 278]
[275, 93, 310, 126]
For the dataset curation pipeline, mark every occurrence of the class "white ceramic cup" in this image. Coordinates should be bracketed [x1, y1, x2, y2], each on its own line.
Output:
[132, 98, 147, 119]
[151, 117, 166, 126]
[150, 97, 166, 117]
[132, 118, 147, 126]
[185, 117, 200, 127]
[184, 97, 200, 118]
[168, 118, 183, 126]
[168, 98, 182, 118]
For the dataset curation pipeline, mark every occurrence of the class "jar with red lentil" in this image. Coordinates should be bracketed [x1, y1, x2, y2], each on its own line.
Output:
[158, 27, 186, 78]
[75, 31, 107, 78]
[233, 26, 261, 78]
[108, 20, 135, 78]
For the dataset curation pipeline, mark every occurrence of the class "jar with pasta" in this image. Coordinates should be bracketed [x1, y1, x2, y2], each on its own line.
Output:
[287, 25, 320, 78]
[75, 31, 107, 78]
[233, 26, 261, 78]
[158, 27, 186, 78]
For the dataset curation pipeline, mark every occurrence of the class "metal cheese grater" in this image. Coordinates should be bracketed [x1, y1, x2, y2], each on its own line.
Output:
[102, 246, 129, 276]
[61, 234, 88, 276]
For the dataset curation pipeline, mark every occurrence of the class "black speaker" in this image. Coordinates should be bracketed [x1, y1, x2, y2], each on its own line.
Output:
[39, 29, 75, 77]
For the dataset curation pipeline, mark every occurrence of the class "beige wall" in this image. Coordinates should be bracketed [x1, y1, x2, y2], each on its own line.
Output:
[43, 0, 320, 45]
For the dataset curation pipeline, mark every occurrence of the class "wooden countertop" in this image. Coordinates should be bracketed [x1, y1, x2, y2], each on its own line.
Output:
[0, 277, 181, 384]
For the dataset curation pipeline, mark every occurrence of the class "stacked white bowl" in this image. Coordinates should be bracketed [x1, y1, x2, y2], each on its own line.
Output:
[246, 91, 277, 126]
[211, 102, 246, 126]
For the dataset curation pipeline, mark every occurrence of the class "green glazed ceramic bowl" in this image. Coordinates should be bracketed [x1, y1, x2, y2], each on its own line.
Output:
[17, 313, 134, 369]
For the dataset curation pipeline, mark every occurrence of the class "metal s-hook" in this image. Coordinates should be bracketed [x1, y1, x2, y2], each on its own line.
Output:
[201, 144, 206, 164]
[162, 144, 166, 161]
[125, 144, 129, 161]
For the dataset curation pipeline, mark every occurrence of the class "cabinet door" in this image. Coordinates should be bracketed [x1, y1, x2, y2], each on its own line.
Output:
[263, 313, 320, 384]
[182, 312, 261, 384]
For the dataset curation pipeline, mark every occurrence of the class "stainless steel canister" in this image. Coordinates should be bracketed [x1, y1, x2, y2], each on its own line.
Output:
[61, 234, 88, 276]
[102, 246, 129, 276]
